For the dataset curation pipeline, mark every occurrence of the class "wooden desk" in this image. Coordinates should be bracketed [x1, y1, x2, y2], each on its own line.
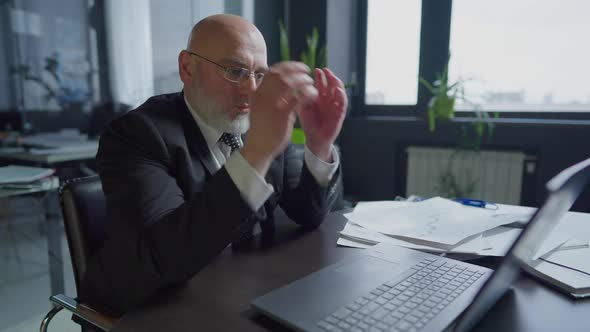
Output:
[110, 212, 590, 332]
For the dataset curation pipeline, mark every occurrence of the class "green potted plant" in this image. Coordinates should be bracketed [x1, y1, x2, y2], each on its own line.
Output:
[419, 55, 500, 197]
[419, 54, 498, 149]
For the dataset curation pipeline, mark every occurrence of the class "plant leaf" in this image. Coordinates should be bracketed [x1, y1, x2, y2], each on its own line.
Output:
[419, 77, 436, 94]
[278, 20, 290, 61]
[306, 27, 319, 70]
[318, 46, 326, 68]
[301, 51, 308, 67]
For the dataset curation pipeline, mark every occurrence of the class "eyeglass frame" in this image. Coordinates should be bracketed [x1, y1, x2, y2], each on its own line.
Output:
[185, 50, 266, 85]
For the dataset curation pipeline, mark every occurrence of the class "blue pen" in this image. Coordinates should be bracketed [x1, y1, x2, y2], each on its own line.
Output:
[453, 198, 498, 210]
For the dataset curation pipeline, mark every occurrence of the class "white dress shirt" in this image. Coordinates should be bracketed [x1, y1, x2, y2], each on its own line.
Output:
[184, 96, 339, 211]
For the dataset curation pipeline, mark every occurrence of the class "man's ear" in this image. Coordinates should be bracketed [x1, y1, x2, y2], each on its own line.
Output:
[178, 51, 193, 84]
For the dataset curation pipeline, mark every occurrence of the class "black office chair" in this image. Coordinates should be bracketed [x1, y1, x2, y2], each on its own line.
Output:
[40, 176, 118, 331]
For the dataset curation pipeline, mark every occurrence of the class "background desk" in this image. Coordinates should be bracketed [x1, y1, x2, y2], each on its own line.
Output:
[110, 212, 590, 332]
[0, 149, 97, 166]
[0, 141, 98, 167]
[0, 177, 64, 295]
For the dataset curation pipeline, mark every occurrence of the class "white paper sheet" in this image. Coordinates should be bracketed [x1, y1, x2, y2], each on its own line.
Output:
[0, 165, 55, 184]
[350, 200, 410, 215]
[541, 242, 590, 276]
[533, 211, 590, 259]
[340, 222, 486, 254]
[476, 226, 522, 256]
[347, 197, 532, 245]
[337, 237, 372, 249]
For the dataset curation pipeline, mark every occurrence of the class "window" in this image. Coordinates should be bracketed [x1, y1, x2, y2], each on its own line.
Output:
[364, 0, 422, 105]
[449, 0, 590, 113]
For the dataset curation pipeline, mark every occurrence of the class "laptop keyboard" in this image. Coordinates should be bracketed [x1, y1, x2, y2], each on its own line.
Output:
[316, 257, 485, 332]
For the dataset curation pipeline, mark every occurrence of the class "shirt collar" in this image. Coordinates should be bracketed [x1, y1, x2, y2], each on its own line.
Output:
[184, 95, 223, 152]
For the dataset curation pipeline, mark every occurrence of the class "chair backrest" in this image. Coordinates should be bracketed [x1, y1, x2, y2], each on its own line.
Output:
[59, 175, 108, 292]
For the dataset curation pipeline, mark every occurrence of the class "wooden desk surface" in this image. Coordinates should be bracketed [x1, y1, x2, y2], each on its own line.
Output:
[110, 212, 590, 332]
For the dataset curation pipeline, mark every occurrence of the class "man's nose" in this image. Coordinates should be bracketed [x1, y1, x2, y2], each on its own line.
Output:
[238, 75, 258, 94]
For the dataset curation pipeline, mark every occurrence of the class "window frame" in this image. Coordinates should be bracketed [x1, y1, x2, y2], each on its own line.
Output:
[353, 0, 590, 121]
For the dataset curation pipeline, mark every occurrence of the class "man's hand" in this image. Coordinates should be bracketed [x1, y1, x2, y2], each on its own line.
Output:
[242, 62, 318, 175]
[298, 68, 347, 162]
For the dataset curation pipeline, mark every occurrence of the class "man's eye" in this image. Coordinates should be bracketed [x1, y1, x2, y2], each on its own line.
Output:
[227, 68, 247, 79]
[254, 73, 265, 82]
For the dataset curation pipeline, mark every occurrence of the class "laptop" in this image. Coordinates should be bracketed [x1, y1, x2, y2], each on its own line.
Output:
[251, 158, 590, 332]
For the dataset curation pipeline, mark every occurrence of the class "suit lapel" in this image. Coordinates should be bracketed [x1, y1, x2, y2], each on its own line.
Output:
[177, 93, 217, 175]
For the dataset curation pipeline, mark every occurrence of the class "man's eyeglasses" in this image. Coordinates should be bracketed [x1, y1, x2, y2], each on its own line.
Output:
[185, 50, 265, 85]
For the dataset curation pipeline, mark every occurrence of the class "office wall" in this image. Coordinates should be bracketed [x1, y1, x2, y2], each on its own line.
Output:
[339, 118, 590, 213]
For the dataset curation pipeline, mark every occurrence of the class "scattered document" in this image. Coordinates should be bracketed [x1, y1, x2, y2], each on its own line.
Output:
[340, 222, 487, 254]
[347, 197, 532, 245]
[337, 237, 372, 249]
[339, 198, 590, 297]
[0, 165, 55, 184]
[525, 258, 590, 298]
[340, 222, 523, 257]
[541, 243, 590, 276]
[348, 200, 410, 216]
[340, 199, 587, 260]
[476, 226, 522, 256]
[532, 211, 590, 260]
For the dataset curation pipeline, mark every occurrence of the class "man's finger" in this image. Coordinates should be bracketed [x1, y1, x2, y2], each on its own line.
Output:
[296, 84, 319, 105]
[282, 72, 314, 90]
[324, 68, 345, 91]
[276, 84, 318, 111]
[332, 87, 348, 110]
[315, 68, 329, 96]
[269, 61, 311, 76]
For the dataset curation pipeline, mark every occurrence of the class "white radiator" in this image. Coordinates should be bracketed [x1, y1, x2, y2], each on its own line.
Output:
[406, 147, 527, 205]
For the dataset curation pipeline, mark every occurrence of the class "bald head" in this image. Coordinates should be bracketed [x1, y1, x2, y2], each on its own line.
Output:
[179, 14, 268, 135]
[187, 14, 266, 55]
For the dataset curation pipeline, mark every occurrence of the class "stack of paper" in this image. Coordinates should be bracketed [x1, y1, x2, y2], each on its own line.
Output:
[338, 198, 588, 257]
[339, 197, 533, 256]
[0, 165, 55, 184]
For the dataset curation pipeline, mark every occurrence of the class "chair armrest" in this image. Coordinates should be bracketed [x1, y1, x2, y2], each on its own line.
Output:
[50, 294, 117, 331]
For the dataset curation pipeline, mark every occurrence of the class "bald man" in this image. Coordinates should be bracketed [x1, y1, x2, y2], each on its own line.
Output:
[82, 14, 346, 313]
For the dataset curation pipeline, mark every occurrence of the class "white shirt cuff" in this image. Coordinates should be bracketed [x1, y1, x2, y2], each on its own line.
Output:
[225, 151, 274, 211]
[304, 145, 339, 187]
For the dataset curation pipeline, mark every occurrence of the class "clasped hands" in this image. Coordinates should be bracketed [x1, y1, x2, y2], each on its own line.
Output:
[242, 61, 347, 176]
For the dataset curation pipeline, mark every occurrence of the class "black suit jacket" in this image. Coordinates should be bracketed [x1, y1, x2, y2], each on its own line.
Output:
[82, 92, 341, 313]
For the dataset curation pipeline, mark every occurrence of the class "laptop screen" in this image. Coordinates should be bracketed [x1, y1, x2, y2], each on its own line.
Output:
[453, 157, 590, 332]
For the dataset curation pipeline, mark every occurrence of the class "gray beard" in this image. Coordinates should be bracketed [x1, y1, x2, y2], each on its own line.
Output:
[192, 86, 250, 135]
